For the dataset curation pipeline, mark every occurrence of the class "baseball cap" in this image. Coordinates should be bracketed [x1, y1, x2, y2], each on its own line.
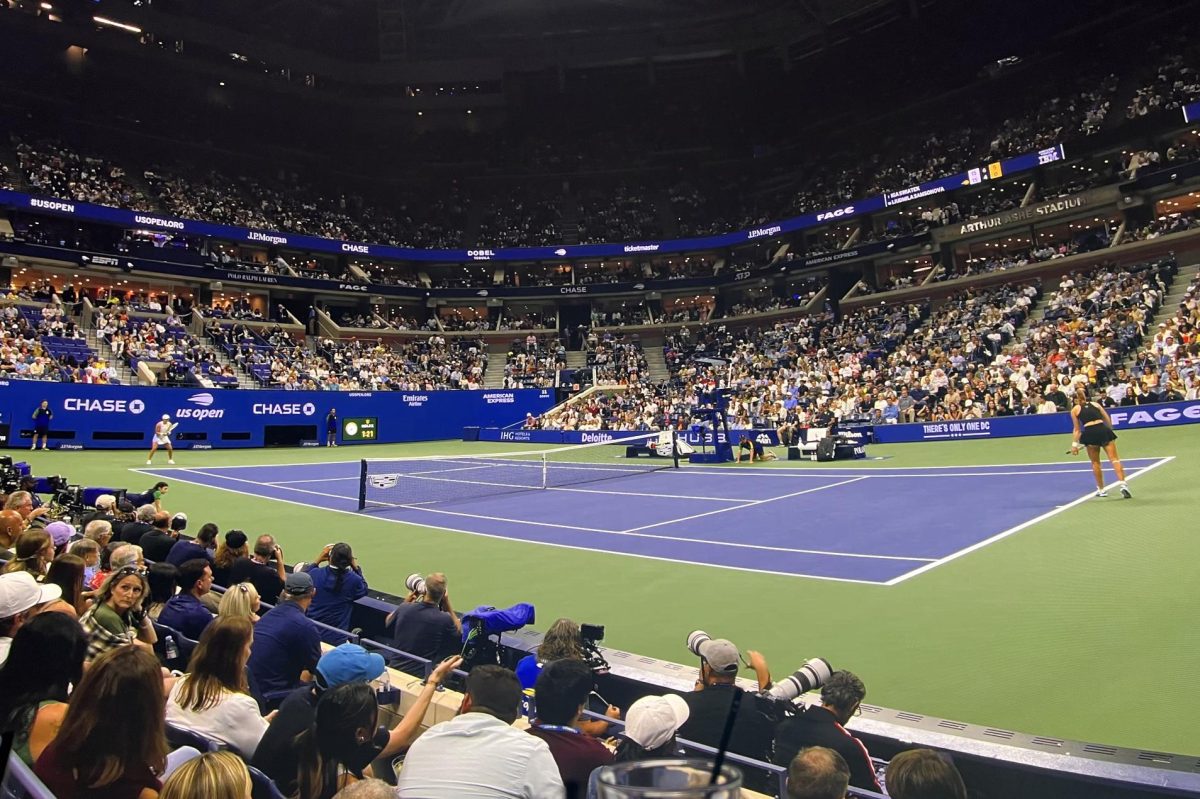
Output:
[162, 414, 170, 421]
[696, 638, 740, 675]
[624, 694, 690, 750]
[46, 521, 74, 548]
[282, 571, 314, 597]
[0, 572, 61, 618]
[315, 643, 386, 689]
[224, 530, 248, 549]
[95, 494, 116, 510]
[171, 512, 188, 531]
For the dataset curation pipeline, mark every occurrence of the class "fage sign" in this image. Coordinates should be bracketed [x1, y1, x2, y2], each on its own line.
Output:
[1110, 401, 1200, 428]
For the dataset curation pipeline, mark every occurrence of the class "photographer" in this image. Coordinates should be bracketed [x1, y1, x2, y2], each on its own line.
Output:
[676, 635, 777, 778]
[302, 543, 368, 640]
[385, 572, 460, 676]
[772, 671, 882, 794]
[230, 534, 286, 601]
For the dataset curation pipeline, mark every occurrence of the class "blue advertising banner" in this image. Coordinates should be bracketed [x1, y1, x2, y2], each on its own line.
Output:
[0, 380, 556, 449]
[0, 144, 1060, 265]
[1184, 100, 1200, 124]
[473, 428, 781, 446]
[871, 399, 1200, 443]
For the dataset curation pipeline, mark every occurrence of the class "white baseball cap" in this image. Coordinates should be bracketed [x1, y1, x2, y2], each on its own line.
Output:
[162, 414, 170, 421]
[0, 572, 61, 619]
[623, 694, 690, 750]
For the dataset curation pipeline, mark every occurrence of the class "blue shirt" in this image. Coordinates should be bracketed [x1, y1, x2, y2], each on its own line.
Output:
[157, 593, 214, 641]
[165, 540, 216, 568]
[302, 563, 368, 640]
[248, 601, 322, 704]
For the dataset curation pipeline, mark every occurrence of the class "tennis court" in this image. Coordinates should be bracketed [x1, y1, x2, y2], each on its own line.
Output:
[133, 446, 1172, 586]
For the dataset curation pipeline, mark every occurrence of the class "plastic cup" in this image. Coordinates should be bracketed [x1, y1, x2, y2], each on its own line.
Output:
[595, 759, 743, 798]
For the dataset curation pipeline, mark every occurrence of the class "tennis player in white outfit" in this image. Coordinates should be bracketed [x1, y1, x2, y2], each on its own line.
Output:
[147, 413, 176, 465]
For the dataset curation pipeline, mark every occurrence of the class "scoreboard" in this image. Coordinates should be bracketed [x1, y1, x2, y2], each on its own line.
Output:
[342, 417, 378, 441]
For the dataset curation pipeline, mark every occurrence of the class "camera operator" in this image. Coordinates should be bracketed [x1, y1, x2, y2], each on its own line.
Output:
[772, 671, 882, 794]
[385, 572, 461, 676]
[515, 618, 619, 737]
[229, 534, 286, 602]
[675, 636, 777, 784]
[117, 505, 157, 544]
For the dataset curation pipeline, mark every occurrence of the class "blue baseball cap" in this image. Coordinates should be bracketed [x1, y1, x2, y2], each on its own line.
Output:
[315, 643, 386, 689]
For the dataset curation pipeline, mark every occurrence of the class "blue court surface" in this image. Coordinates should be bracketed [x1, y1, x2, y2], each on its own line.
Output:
[134, 455, 1171, 586]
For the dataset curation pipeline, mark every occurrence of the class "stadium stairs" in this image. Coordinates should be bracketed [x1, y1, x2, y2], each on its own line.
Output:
[556, 197, 582, 245]
[81, 327, 137, 385]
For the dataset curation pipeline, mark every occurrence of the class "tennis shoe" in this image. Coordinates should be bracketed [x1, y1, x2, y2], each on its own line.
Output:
[146, 460, 152, 465]
[1119, 482, 1132, 499]
[168, 459, 175, 465]
[1095, 489, 1108, 498]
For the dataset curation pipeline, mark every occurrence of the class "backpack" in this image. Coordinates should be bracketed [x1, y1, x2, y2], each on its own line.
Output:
[816, 436, 836, 462]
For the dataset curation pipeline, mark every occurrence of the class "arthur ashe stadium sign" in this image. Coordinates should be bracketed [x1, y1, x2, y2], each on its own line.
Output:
[0, 144, 1064, 263]
[935, 186, 1117, 242]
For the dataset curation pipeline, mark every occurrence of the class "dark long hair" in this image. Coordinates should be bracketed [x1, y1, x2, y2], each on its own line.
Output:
[328, 543, 353, 595]
[0, 612, 86, 730]
[44, 554, 85, 614]
[294, 682, 377, 799]
[49, 646, 168, 787]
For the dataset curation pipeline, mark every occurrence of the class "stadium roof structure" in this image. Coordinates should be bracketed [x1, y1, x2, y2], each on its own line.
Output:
[101, 0, 913, 66]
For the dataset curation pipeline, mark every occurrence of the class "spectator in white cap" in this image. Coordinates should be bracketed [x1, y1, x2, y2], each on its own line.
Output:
[80, 494, 118, 530]
[615, 694, 690, 761]
[0, 571, 62, 666]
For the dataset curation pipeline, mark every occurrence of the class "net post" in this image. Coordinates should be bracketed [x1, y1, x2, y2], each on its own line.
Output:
[357, 459, 368, 511]
[541, 453, 548, 489]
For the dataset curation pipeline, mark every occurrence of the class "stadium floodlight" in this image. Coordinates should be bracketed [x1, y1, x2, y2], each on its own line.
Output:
[93, 16, 142, 34]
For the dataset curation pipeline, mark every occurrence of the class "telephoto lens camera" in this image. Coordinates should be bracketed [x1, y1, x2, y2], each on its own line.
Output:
[405, 573, 427, 597]
[686, 629, 717, 659]
[764, 658, 834, 702]
[0, 457, 18, 494]
[579, 623, 610, 674]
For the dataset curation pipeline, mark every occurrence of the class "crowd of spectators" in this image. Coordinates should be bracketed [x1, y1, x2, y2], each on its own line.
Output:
[477, 197, 561, 247]
[1127, 51, 1200, 119]
[577, 185, 660, 244]
[502, 334, 565, 389]
[11, 137, 152, 210]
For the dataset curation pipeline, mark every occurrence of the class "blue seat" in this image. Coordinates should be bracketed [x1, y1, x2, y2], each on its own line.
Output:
[248, 765, 288, 799]
[165, 722, 223, 753]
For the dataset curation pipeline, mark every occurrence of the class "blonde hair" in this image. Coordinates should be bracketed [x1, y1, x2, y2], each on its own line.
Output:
[160, 751, 251, 799]
[217, 582, 260, 621]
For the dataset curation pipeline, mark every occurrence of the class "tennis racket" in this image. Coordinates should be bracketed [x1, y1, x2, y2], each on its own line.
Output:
[166, 422, 179, 434]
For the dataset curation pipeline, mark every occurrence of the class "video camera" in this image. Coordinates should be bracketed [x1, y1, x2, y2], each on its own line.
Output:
[0, 457, 19, 494]
[580, 623, 610, 675]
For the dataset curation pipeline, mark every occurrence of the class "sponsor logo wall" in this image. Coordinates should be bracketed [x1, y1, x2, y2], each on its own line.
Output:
[871, 400, 1200, 443]
[0, 382, 554, 449]
[476, 428, 781, 446]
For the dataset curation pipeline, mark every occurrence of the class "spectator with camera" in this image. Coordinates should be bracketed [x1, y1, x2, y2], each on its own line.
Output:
[138, 511, 179, 563]
[211, 529, 248, 588]
[247, 571, 322, 709]
[786, 747, 851, 799]
[230, 533, 286, 601]
[516, 618, 620, 737]
[396, 664, 565, 798]
[157, 558, 216, 640]
[676, 633, 777, 771]
[302, 542, 368, 640]
[117, 504, 157, 544]
[166, 521, 218, 567]
[773, 670, 882, 793]
[528, 659, 615, 799]
[385, 571, 461, 675]
[79, 493, 118, 530]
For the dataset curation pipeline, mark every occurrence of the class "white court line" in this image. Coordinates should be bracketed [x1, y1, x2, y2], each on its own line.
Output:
[883, 456, 1176, 586]
[177, 469, 622, 536]
[272, 476, 358, 484]
[622, 476, 870, 533]
[128, 467, 894, 586]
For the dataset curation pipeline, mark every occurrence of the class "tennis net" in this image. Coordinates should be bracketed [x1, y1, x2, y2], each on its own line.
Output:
[357, 432, 678, 511]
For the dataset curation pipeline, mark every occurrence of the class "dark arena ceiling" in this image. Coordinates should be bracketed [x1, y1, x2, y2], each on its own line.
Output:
[96, 0, 902, 64]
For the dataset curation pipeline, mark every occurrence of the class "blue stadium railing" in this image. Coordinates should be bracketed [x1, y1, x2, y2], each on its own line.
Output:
[2, 753, 57, 799]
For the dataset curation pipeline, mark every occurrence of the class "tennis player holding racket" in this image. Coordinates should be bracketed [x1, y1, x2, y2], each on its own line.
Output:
[1070, 385, 1130, 499]
[147, 413, 177, 465]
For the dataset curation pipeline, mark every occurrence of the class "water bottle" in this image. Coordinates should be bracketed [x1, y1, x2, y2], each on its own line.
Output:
[165, 634, 178, 662]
